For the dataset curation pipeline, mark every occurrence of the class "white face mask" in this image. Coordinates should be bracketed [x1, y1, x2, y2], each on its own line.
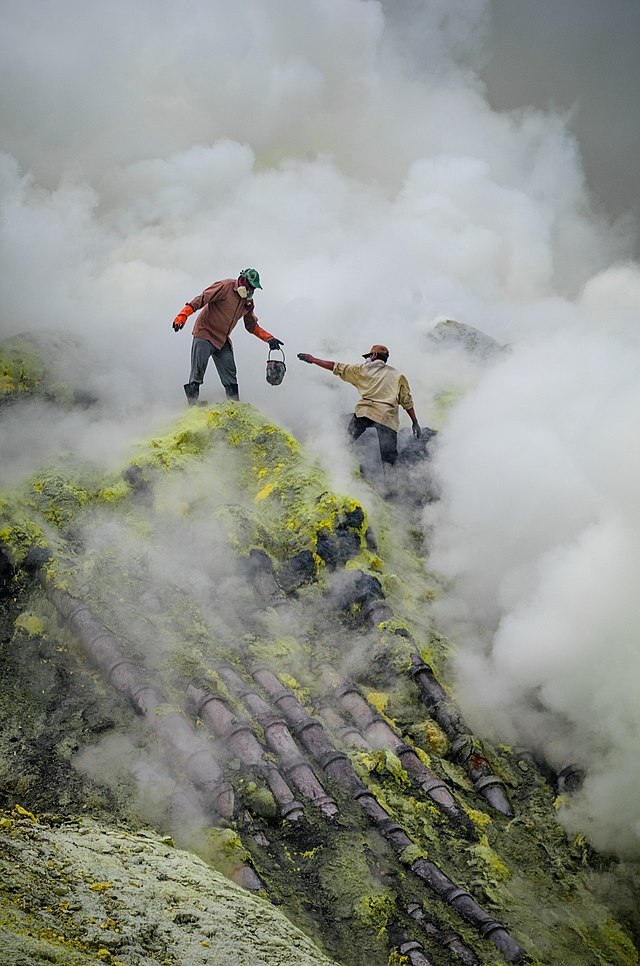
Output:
[237, 286, 248, 298]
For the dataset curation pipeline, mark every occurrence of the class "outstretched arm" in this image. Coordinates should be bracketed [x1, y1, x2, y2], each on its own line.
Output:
[297, 353, 335, 371]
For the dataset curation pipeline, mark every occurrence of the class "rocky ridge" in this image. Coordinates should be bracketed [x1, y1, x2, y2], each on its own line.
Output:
[1, 339, 639, 966]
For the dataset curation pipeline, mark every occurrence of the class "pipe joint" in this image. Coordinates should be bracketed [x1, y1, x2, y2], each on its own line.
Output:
[334, 681, 359, 700]
[379, 819, 405, 837]
[292, 718, 321, 738]
[269, 687, 295, 706]
[225, 720, 255, 742]
[408, 660, 432, 679]
[399, 940, 422, 954]
[352, 787, 376, 803]
[445, 886, 471, 905]
[451, 737, 473, 762]
[318, 750, 350, 770]
[280, 799, 305, 820]
[261, 713, 289, 731]
[474, 775, 507, 793]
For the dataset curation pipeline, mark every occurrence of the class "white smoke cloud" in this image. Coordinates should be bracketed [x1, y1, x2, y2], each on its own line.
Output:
[1, 0, 639, 856]
[426, 278, 640, 854]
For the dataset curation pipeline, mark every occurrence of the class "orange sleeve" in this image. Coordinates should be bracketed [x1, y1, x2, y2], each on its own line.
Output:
[245, 320, 274, 342]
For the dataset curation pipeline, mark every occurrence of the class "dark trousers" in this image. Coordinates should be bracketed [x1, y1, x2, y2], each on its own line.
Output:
[348, 414, 398, 465]
[189, 337, 238, 396]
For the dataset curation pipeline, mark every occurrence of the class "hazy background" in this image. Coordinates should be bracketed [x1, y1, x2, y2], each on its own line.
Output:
[2, 0, 640, 856]
[482, 0, 640, 248]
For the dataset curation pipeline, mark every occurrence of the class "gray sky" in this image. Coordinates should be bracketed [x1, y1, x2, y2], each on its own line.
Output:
[482, 0, 640, 248]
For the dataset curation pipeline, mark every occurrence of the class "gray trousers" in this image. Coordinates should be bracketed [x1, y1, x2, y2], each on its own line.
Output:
[348, 414, 398, 465]
[189, 338, 238, 392]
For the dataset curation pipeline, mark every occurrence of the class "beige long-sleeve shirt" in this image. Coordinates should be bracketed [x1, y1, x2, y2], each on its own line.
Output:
[332, 359, 414, 431]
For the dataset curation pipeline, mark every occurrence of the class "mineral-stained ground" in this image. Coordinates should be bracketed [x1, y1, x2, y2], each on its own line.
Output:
[1, 344, 639, 966]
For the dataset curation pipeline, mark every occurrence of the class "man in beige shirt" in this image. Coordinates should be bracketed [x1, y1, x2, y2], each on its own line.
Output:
[297, 344, 421, 467]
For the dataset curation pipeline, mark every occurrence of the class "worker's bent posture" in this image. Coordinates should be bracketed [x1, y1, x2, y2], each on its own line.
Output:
[298, 344, 421, 467]
[172, 268, 284, 404]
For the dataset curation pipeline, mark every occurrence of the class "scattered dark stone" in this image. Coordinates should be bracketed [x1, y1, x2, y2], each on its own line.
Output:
[173, 912, 200, 925]
[73, 389, 99, 408]
[278, 550, 316, 592]
[23, 545, 52, 571]
[341, 506, 365, 531]
[0, 544, 12, 590]
[90, 719, 116, 734]
[315, 529, 361, 570]
[330, 570, 385, 612]
[122, 465, 153, 504]
[245, 549, 275, 575]
[390, 626, 412, 639]
[315, 506, 366, 571]
[242, 549, 280, 600]
[396, 427, 438, 466]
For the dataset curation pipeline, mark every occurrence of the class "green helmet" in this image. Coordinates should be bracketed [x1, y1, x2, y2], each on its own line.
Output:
[240, 267, 262, 290]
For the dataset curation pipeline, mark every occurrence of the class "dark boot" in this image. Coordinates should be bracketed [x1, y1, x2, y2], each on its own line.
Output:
[225, 383, 240, 401]
[183, 382, 199, 405]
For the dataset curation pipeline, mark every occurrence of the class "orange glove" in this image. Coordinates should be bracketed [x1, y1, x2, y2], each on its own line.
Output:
[172, 304, 194, 332]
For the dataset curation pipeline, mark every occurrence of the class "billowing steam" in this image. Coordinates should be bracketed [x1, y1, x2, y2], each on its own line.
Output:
[1, 0, 640, 855]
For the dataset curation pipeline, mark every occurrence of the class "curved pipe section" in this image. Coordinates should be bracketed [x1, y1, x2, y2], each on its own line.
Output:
[47, 587, 234, 820]
[188, 685, 304, 821]
[331, 680, 465, 824]
[213, 662, 338, 819]
[314, 701, 372, 751]
[410, 657, 513, 818]
[406, 902, 480, 966]
[395, 939, 435, 966]
[328, 571, 514, 819]
[410, 860, 526, 963]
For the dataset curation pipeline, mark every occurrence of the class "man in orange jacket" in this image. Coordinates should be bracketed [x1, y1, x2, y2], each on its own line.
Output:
[172, 268, 283, 404]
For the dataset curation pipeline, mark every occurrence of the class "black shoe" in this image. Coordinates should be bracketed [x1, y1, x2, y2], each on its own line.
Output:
[183, 382, 199, 405]
[225, 383, 240, 401]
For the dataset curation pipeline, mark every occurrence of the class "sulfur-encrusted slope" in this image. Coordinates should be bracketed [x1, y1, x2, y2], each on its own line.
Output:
[1, 401, 639, 966]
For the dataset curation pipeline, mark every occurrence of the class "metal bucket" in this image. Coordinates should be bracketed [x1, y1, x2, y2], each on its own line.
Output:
[266, 347, 286, 386]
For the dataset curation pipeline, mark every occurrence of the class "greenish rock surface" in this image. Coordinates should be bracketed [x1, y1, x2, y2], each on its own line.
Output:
[1, 347, 638, 966]
[0, 810, 341, 966]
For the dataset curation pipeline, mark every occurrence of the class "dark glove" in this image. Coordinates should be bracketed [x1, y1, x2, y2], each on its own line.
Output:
[412, 422, 422, 439]
[172, 319, 185, 332]
[268, 338, 284, 349]
[297, 353, 313, 363]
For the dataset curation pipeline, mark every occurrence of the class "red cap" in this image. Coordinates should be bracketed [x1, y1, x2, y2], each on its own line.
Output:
[363, 344, 389, 358]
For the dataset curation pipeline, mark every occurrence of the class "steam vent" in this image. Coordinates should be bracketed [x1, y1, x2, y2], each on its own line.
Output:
[1, 352, 639, 965]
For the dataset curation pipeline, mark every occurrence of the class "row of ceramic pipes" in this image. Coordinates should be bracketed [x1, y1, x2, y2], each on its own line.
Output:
[223, 659, 526, 965]
[47, 581, 525, 962]
[333, 569, 515, 819]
